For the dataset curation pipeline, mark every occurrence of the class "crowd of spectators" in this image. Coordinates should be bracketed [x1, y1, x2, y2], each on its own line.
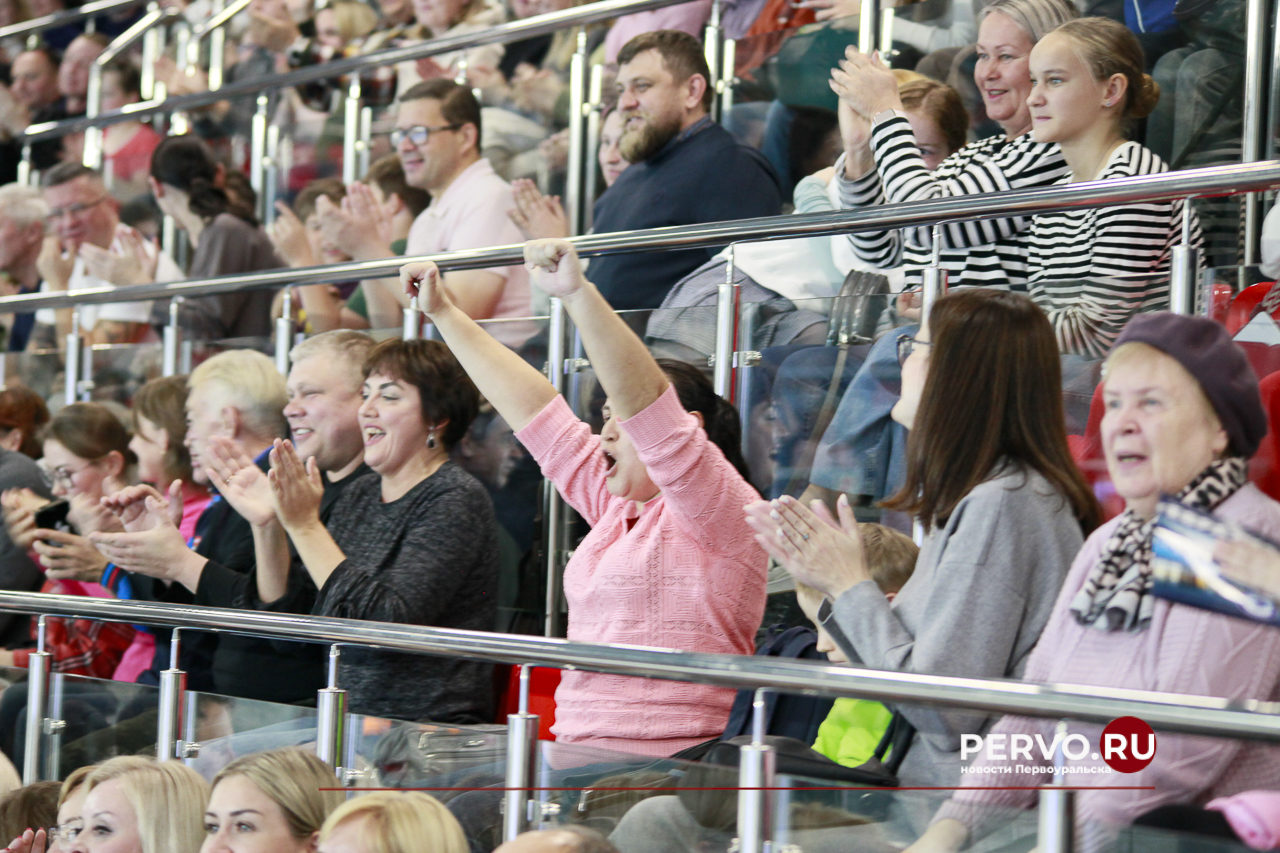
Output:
[0, 0, 1267, 850]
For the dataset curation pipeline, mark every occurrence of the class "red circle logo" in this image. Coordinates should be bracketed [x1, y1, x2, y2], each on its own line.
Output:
[1101, 717, 1157, 773]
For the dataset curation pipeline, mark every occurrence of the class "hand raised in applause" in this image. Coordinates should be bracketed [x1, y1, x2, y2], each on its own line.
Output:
[267, 439, 324, 533]
[744, 494, 873, 598]
[268, 203, 316, 268]
[829, 48, 901, 121]
[205, 436, 277, 528]
[508, 179, 569, 241]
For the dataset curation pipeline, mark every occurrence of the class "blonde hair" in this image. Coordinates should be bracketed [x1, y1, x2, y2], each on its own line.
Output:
[59, 763, 95, 806]
[1049, 17, 1160, 129]
[979, 0, 1079, 43]
[188, 349, 288, 440]
[794, 522, 918, 599]
[0, 183, 47, 226]
[212, 748, 344, 840]
[290, 329, 374, 390]
[319, 792, 467, 853]
[82, 757, 209, 853]
[320, 0, 378, 43]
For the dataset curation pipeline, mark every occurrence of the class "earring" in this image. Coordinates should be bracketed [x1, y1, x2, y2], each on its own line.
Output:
[427, 428, 437, 450]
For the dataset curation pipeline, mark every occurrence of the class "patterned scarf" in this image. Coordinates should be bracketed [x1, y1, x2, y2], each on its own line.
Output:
[1070, 457, 1250, 632]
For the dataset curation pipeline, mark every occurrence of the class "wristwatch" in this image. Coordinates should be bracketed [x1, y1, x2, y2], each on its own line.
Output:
[872, 108, 908, 128]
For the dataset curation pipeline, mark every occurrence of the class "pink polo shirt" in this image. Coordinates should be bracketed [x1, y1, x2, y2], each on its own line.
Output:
[407, 158, 534, 347]
[516, 386, 768, 757]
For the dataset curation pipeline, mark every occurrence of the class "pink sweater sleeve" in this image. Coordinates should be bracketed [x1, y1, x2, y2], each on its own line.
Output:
[516, 395, 612, 526]
[620, 385, 762, 564]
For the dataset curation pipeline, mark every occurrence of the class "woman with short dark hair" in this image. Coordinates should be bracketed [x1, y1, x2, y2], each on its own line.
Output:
[751, 289, 1099, 794]
[263, 338, 499, 724]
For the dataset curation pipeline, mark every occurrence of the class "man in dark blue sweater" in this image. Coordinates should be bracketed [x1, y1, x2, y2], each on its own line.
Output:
[589, 31, 783, 311]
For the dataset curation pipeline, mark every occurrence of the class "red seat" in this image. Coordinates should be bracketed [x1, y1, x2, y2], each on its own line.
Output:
[1227, 282, 1276, 335]
[495, 666, 560, 740]
[1251, 371, 1280, 502]
[1209, 281, 1234, 326]
[1073, 382, 1124, 523]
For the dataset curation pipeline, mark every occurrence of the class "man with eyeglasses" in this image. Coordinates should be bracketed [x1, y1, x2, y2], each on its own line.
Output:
[31, 162, 183, 350]
[316, 79, 533, 347]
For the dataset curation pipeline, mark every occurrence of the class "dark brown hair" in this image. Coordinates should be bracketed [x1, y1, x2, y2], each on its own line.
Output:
[0, 385, 50, 459]
[0, 781, 59, 842]
[150, 135, 257, 226]
[898, 77, 969, 157]
[882, 290, 1100, 534]
[132, 376, 194, 485]
[656, 359, 753, 488]
[44, 402, 135, 466]
[363, 339, 479, 450]
[365, 154, 432, 217]
[101, 58, 141, 99]
[616, 30, 713, 111]
[294, 177, 347, 224]
[399, 79, 482, 154]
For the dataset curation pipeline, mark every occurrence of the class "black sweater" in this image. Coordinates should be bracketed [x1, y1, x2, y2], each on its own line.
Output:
[314, 463, 499, 723]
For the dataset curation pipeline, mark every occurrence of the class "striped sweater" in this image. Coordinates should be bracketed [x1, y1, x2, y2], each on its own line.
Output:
[837, 115, 1068, 290]
[1027, 141, 1201, 359]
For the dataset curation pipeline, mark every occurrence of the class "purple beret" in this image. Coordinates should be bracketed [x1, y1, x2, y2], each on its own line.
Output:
[1112, 312, 1267, 457]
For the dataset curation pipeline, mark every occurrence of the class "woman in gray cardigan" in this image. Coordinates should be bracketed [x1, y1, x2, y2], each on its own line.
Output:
[747, 289, 1100, 796]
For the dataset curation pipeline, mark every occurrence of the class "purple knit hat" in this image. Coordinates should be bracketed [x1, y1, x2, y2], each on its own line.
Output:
[1111, 312, 1267, 457]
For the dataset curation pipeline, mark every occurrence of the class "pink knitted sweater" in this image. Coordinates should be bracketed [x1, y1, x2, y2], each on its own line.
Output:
[516, 386, 767, 757]
[935, 484, 1280, 851]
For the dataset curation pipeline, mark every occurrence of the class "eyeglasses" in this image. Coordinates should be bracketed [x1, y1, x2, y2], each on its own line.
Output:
[48, 820, 83, 845]
[45, 194, 109, 222]
[896, 333, 933, 365]
[389, 124, 462, 148]
[38, 459, 98, 489]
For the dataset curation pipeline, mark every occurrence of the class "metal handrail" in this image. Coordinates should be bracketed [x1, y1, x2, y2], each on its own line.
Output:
[3, 158, 1279, 313]
[0, 590, 1278, 742]
[0, 0, 146, 40]
[20, 0, 694, 143]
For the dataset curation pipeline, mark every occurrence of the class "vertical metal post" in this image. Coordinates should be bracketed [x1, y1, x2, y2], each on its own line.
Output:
[1037, 721, 1075, 853]
[858, 0, 878, 53]
[42, 672, 64, 781]
[161, 214, 178, 264]
[208, 0, 227, 91]
[879, 8, 895, 59]
[22, 616, 50, 784]
[264, 124, 280, 226]
[503, 664, 541, 842]
[151, 17, 169, 105]
[140, 2, 160, 100]
[17, 145, 31, 186]
[582, 64, 604, 234]
[79, 339, 94, 403]
[403, 296, 423, 340]
[719, 37, 735, 122]
[920, 224, 947, 321]
[703, 0, 723, 122]
[64, 309, 81, 407]
[275, 290, 293, 376]
[713, 245, 737, 398]
[315, 645, 346, 771]
[565, 31, 587, 236]
[1169, 199, 1198, 315]
[162, 298, 182, 377]
[181, 691, 199, 766]
[1241, 0, 1265, 264]
[250, 94, 269, 221]
[543, 299, 568, 637]
[83, 64, 104, 169]
[736, 688, 775, 853]
[358, 106, 373, 179]
[342, 77, 362, 186]
[156, 630, 185, 761]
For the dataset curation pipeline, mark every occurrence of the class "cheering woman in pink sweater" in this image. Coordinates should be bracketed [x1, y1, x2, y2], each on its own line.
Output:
[402, 240, 767, 758]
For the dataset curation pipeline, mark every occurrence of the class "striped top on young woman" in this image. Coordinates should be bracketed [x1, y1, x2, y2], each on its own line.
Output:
[1027, 141, 1201, 359]
[836, 114, 1068, 290]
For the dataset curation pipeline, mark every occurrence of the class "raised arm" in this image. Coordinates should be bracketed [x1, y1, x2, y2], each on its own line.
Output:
[524, 240, 669, 421]
[402, 261, 557, 433]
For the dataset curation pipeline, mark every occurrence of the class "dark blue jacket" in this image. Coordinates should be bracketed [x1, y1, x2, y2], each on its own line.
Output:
[589, 119, 782, 311]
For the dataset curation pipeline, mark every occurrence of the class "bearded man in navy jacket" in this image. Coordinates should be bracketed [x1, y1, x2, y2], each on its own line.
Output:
[589, 30, 783, 311]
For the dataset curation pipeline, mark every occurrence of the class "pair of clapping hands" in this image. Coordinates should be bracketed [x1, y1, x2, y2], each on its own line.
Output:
[36, 225, 159, 293]
[85, 438, 324, 586]
[268, 182, 397, 269]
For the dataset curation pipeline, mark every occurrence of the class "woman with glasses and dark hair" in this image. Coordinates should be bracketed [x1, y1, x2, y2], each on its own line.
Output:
[0, 403, 136, 678]
[748, 289, 1100, 799]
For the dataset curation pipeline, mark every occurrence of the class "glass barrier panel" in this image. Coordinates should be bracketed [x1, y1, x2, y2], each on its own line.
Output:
[3, 348, 65, 402]
[344, 714, 510, 792]
[83, 342, 165, 405]
[186, 690, 318, 779]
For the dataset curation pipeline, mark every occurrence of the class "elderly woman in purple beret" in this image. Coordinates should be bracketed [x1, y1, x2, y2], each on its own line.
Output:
[908, 313, 1280, 853]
